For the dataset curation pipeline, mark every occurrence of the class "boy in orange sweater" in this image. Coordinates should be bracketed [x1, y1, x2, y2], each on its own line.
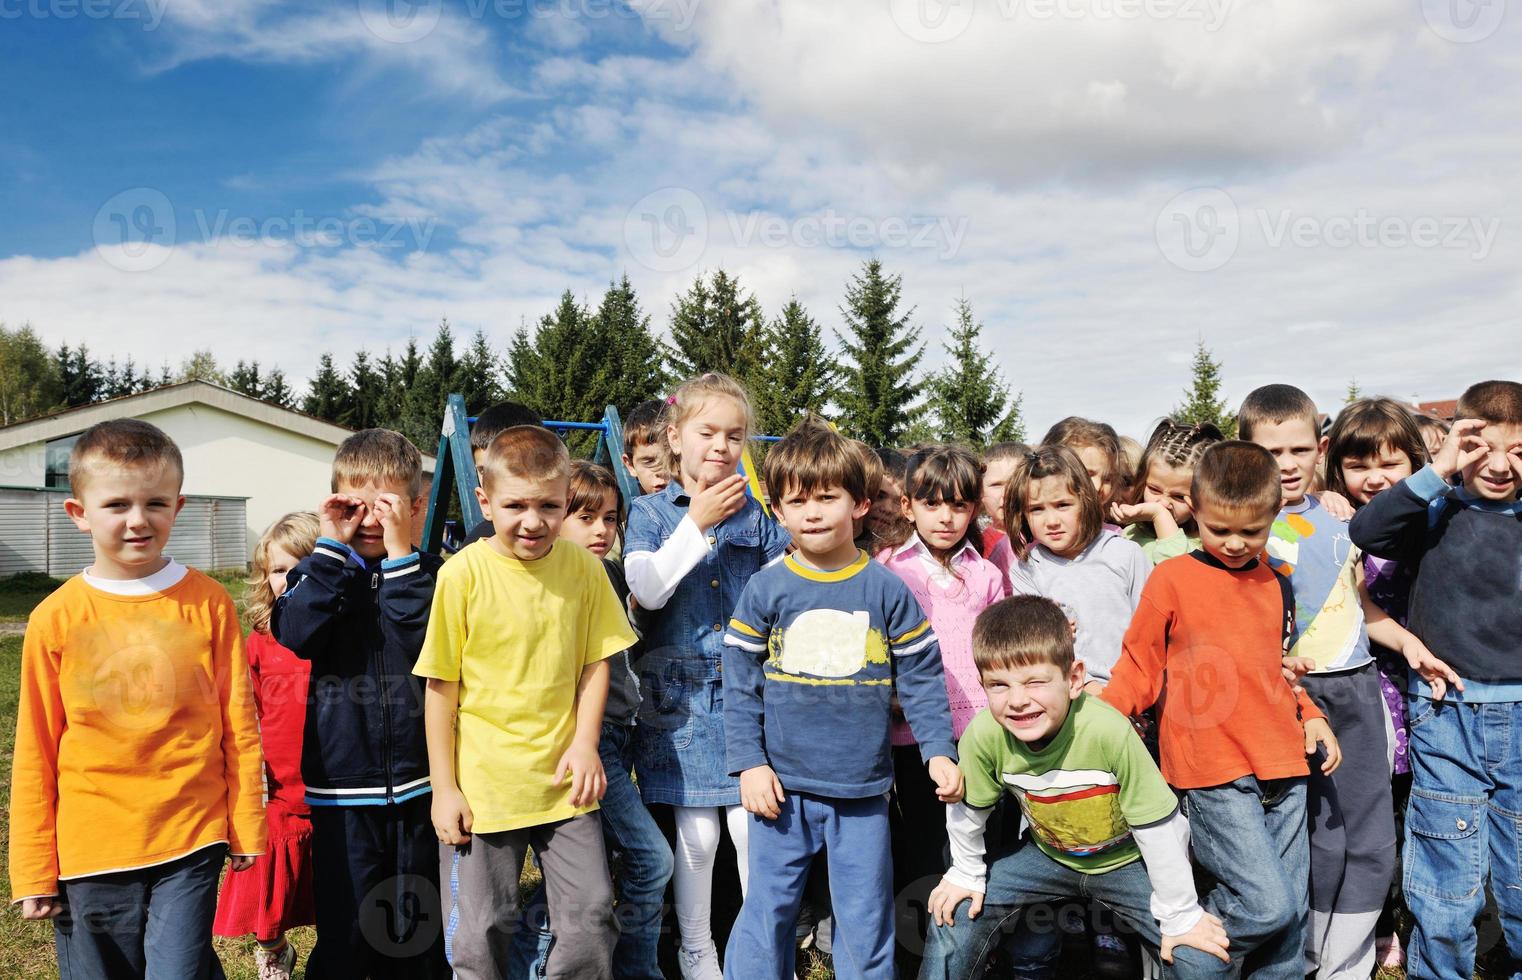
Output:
[1102, 441, 1339, 979]
[8, 419, 266, 979]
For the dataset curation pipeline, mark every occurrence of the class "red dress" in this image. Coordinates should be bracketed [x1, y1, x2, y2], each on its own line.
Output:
[980, 527, 1008, 559]
[213, 630, 316, 941]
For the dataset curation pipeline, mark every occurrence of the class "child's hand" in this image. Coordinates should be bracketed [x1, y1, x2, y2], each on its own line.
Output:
[1304, 718, 1341, 775]
[1313, 490, 1355, 521]
[228, 855, 255, 872]
[926, 877, 983, 927]
[1161, 911, 1230, 965]
[928, 756, 964, 804]
[371, 492, 414, 560]
[319, 493, 366, 544]
[432, 787, 475, 846]
[1280, 656, 1315, 695]
[1402, 638, 1465, 701]
[688, 475, 748, 532]
[555, 741, 606, 807]
[19, 897, 63, 920]
[1432, 419, 1490, 481]
[1108, 501, 1159, 526]
[741, 765, 786, 820]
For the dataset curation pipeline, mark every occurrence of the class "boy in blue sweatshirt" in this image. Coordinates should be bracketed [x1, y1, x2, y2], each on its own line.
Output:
[1350, 380, 1522, 979]
[722, 422, 963, 980]
[273, 428, 449, 980]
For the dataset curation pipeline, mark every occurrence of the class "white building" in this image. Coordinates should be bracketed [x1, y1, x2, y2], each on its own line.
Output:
[0, 381, 435, 568]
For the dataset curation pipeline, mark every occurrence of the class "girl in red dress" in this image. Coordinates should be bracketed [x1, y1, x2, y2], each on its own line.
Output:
[214, 512, 319, 980]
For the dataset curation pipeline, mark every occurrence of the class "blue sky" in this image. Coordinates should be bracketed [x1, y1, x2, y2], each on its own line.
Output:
[2, 0, 1518, 437]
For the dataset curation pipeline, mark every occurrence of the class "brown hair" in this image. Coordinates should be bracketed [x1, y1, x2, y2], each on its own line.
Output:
[1415, 415, 1450, 442]
[1457, 380, 1522, 426]
[1131, 418, 1225, 503]
[567, 460, 625, 526]
[763, 418, 870, 504]
[68, 418, 184, 497]
[982, 442, 1029, 469]
[623, 399, 670, 457]
[876, 444, 986, 560]
[973, 595, 1076, 675]
[1237, 384, 1319, 442]
[470, 402, 544, 452]
[1324, 399, 1429, 500]
[245, 512, 320, 634]
[1040, 416, 1124, 507]
[481, 425, 571, 489]
[666, 372, 754, 466]
[1191, 441, 1281, 515]
[332, 428, 424, 499]
[1003, 446, 1104, 560]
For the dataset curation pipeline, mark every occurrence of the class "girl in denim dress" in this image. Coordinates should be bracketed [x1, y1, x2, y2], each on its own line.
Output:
[624, 373, 790, 980]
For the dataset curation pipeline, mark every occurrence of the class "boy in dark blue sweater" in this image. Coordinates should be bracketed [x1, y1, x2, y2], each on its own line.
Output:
[273, 428, 449, 980]
[1350, 380, 1522, 979]
[722, 422, 961, 979]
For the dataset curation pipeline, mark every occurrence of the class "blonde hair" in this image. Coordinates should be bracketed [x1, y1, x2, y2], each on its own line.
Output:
[666, 373, 755, 465]
[69, 418, 184, 498]
[332, 428, 424, 500]
[246, 512, 320, 634]
[481, 426, 572, 489]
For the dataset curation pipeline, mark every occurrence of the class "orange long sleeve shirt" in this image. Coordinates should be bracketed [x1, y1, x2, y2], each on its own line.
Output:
[1101, 553, 1324, 790]
[8, 565, 266, 901]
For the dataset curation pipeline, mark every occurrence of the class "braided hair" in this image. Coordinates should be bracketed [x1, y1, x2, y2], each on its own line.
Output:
[1130, 418, 1225, 504]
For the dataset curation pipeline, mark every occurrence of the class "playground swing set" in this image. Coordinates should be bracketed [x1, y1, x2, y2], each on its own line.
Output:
[420, 393, 779, 553]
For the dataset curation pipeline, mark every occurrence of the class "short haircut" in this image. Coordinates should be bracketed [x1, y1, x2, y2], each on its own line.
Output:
[763, 418, 870, 503]
[623, 399, 670, 456]
[470, 402, 544, 452]
[567, 460, 625, 526]
[983, 442, 1029, 468]
[68, 418, 184, 497]
[1456, 380, 1522, 426]
[1191, 441, 1281, 515]
[1040, 416, 1124, 505]
[481, 425, 571, 489]
[973, 595, 1075, 675]
[1324, 398, 1429, 499]
[332, 428, 424, 499]
[1003, 446, 1104, 560]
[850, 438, 884, 502]
[1238, 384, 1320, 441]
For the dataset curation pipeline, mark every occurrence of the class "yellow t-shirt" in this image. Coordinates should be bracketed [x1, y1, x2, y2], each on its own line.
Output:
[414, 540, 636, 833]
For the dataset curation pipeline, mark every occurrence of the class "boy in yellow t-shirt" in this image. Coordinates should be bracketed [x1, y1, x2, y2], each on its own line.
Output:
[415, 425, 636, 980]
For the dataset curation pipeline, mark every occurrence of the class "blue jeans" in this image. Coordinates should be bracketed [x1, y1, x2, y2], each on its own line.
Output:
[919, 840, 1218, 980]
[1403, 696, 1522, 979]
[727, 792, 895, 980]
[54, 844, 227, 980]
[1183, 776, 1308, 979]
[511, 722, 675, 980]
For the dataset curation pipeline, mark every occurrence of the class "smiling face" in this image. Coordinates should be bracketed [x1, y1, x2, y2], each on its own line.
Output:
[64, 460, 185, 580]
[775, 481, 871, 568]
[1463, 422, 1522, 502]
[1340, 444, 1416, 505]
[668, 396, 747, 491]
[477, 472, 569, 561]
[1024, 475, 1085, 558]
[1248, 418, 1324, 507]
[981, 457, 1019, 530]
[559, 488, 620, 558]
[1140, 458, 1196, 526]
[981, 659, 1086, 747]
[1195, 500, 1275, 569]
[335, 477, 422, 560]
[903, 493, 976, 557]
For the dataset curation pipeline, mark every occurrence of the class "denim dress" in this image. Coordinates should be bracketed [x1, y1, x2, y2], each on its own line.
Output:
[625, 481, 790, 807]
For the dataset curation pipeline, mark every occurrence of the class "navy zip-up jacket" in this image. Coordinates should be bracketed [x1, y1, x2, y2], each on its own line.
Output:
[1349, 464, 1522, 701]
[272, 536, 442, 806]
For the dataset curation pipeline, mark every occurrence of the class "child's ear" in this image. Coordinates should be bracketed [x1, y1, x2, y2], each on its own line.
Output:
[409, 495, 425, 518]
[1067, 660, 1088, 699]
[1317, 435, 1330, 460]
[852, 496, 872, 521]
[899, 495, 913, 520]
[474, 485, 490, 517]
[63, 497, 89, 532]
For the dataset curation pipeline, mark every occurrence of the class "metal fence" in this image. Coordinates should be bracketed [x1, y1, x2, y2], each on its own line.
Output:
[0, 486, 248, 577]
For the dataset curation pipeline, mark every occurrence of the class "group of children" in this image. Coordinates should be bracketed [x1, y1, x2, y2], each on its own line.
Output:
[8, 370, 1522, 980]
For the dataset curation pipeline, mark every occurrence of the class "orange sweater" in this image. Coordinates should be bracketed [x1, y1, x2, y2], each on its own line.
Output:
[8, 567, 266, 901]
[1101, 553, 1324, 790]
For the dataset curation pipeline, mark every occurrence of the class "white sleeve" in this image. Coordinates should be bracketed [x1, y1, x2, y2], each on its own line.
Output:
[942, 802, 993, 893]
[1131, 808, 1205, 937]
[623, 516, 712, 610]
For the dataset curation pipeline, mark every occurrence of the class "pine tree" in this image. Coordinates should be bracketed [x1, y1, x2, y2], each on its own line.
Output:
[509, 293, 598, 454]
[835, 259, 926, 447]
[927, 297, 1021, 447]
[1345, 378, 1362, 404]
[753, 297, 835, 437]
[55, 344, 103, 407]
[379, 338, 423, 432]
[228, 360, 264, 398]
[178, 350, 226, 385]
[0, 324, 63, 424]
[665, 270, 766, 383]
[453, 329, 503, 415]
[302, 353, 352, 423]
[262, 368, 296, 410]
[118, 357, 145, 396]
[344, 350, 387, 430]
[593, 275, 667, 411]
[1173, 340, 1237, 437]
[399, 320, 460, 451]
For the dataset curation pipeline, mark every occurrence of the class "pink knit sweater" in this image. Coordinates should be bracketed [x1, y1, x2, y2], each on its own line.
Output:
[877, 538, 1007, 743]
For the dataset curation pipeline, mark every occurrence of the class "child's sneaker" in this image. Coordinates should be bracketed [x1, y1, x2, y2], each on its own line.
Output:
[678, 943, 723, 980]
[1375, 934, 1404, 969]
[255, 941, 297, 980]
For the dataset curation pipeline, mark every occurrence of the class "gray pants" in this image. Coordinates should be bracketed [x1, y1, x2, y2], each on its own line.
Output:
[441, 813, 616, 980]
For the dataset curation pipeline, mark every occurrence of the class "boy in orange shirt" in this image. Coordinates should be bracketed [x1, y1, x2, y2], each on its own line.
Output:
[1103, 441, 1340, 979]
[8, 419, 266, 979]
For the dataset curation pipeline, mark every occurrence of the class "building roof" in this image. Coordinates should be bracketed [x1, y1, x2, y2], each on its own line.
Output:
[0, 380, 436, 472]
[1417, 399, 1458, 421]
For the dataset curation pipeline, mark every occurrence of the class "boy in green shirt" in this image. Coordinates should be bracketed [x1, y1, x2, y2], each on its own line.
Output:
[920, 596, 1230, 979]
